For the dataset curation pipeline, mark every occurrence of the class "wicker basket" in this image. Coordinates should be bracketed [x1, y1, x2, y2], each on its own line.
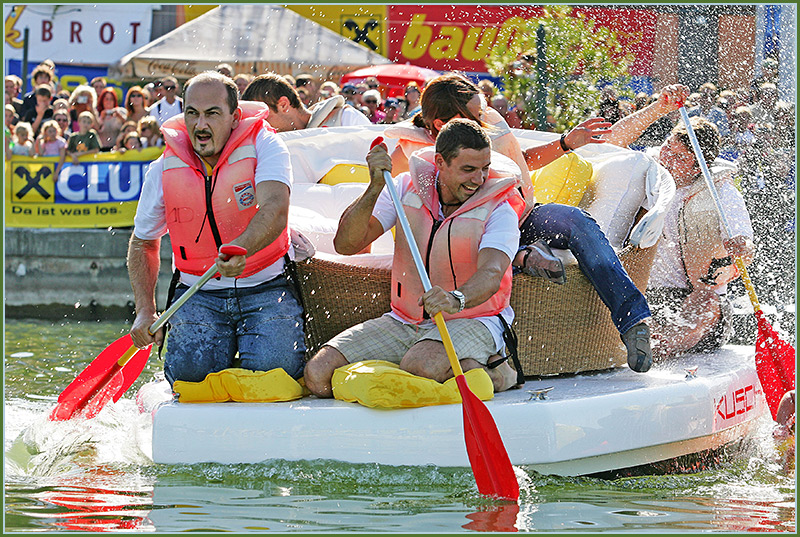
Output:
[294, 245, 657, 377]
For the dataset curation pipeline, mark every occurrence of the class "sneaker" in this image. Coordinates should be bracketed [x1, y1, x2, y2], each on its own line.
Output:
[621, 322, 652, 373]
[521, 240, 566, 285]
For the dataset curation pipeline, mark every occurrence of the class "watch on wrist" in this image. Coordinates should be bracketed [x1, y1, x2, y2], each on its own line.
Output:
[559, 133, 571, 152]
[451, 290, 466, 313]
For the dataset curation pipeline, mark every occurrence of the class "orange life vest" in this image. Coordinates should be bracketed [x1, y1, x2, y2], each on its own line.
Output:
[391, 147, 522, 324]
[161, 101, 290, 277]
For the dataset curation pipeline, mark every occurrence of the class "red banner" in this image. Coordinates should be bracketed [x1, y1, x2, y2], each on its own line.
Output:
[387, 5, 656, 76]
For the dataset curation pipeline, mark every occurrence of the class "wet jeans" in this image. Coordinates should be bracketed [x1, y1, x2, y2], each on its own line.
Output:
[163, 274, 306, 386]
[519, 203, 651, 334]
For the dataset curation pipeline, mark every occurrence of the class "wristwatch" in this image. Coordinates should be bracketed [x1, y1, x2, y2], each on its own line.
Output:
[450, 290, 466, 313]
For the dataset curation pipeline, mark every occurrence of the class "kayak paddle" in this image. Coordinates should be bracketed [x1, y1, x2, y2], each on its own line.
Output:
[678, 107, 795, 420]
[370, 137, 519, 501]
[49, 244, 248, 421]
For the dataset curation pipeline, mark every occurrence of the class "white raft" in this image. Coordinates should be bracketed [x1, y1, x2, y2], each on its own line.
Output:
[135, 124, 767, 476]
[136, 345, 767, 476]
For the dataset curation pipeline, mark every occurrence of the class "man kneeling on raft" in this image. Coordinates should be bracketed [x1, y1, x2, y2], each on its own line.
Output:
[304, 119, 523, 396]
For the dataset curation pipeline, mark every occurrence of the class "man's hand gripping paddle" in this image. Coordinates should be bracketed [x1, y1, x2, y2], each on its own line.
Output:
[369, 137, 519, 501]
[49, 245, 248, 421]
[678, 107, 795, 420]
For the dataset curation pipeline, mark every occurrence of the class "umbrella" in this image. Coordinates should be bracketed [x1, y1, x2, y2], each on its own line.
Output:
[340, 63, 441, 97]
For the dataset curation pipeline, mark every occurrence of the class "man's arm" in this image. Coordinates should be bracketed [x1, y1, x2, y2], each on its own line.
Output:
[127, 234, 163, 348]
[602, 84, 689, 148]
[216, 180, 290, 277]
[422, 248, 511, 316]
[334, 143, 391, 255]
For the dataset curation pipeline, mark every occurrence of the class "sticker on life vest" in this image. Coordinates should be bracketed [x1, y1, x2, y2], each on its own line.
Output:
[233, 181, 256, 210]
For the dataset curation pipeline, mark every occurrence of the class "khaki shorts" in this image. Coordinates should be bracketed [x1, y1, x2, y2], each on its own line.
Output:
[325, 313, 498, 365]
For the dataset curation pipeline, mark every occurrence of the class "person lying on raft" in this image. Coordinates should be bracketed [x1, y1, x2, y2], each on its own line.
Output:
[304, 119, 523, 397]
[600, 84, 755, 360]
[384, 73, 654, 373]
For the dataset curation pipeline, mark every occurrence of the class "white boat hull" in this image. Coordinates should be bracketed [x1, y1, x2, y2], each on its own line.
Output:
[137, 345, 768, 476]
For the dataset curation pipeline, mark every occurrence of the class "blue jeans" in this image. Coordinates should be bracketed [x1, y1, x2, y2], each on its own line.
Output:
[519, 203, 651, 335]
[163, 275, 306, 385]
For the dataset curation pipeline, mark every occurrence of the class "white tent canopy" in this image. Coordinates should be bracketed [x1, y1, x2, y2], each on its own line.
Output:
[109, 5, 391, 81]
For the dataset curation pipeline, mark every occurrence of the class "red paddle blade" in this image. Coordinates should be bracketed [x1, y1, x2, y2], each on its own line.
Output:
[754, 310, 796, 420]
[457, 375, 519, 501]
[49, 334, 151, 421]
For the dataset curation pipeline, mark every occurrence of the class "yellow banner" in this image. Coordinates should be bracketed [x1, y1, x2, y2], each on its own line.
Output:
[5, 147, 162, 228]
[287, 5, 388, 57]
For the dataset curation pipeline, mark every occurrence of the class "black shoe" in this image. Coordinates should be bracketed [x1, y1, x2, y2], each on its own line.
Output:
[621, 322, 652, 373]
[521, 240, 566, 285]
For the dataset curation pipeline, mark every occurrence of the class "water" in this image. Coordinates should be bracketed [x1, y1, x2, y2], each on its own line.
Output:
[4, 319, 796, 532]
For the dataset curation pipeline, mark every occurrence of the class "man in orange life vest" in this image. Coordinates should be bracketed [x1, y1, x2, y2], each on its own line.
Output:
[304, 119, 523, 397]
[127, 71, 306, 387]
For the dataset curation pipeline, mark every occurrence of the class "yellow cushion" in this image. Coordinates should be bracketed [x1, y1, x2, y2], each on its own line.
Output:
[320, 163, 370, 185]
[531, 151, 593, 206]
[332, 360, 494, 409]
[173, 368, 309, 403]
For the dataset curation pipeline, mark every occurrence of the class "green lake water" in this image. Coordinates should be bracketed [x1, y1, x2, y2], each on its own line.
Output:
[3, 318, 796, 533]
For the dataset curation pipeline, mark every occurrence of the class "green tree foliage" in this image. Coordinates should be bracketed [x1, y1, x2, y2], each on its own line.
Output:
[485, 6, 634, 132]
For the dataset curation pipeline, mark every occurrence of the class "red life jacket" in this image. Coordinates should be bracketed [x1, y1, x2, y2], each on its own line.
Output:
[391, 147, 523, 324]
[161, 101, 290, 277]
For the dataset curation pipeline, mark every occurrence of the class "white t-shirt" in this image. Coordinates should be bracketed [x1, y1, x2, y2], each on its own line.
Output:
[133, 128, 294, 290]
[339, 105, 371, 127]
[373, 172, 520, 353]
[148, 97, 184, 126]
[649, 178, 753, 294]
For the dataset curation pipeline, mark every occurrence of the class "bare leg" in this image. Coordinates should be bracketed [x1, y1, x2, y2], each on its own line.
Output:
[304, 346, 349, 398]
[650, 288, 722, 359]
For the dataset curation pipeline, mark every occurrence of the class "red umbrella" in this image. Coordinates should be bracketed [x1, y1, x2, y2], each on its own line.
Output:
[341, 63, 441, 97]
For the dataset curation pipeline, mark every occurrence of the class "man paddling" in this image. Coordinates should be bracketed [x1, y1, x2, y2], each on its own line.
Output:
[127, 71, 306, 387]
[304, 119, 523, 397]
[601, 85, 755, 359]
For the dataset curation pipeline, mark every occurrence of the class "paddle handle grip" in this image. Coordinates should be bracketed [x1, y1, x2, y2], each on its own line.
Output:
[148, 244, 247, 334]
[678, 108, 761, 313]
[370, 137, 466, 378]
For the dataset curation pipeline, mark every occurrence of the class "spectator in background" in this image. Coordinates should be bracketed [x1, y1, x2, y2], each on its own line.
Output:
[20, 64, 55, 119]
[318, 81, 340, 100]
[9, 121, 33, 156]
[233, 73, 253, 96]
[478, 79, 496, 103]
[361, 89, 385, 124]
[596, 85, 625, 124]
[114, 120, 139, 150]
[295, 74, 318, 102]
[51, 109, 71, 137]
[688, 83, 731, 141]
[145, 80, 164, 105]
[137, 116, 163, 148]
[749, 82, 779, 127]
[634, 92, 652, 112]
[68, 85, 98, 133]
[242, 73, 369, 131]
[364, 76, 380, 93]
[381, 97, 400, 124]
[22, 84, 54, 137]
[5, 103, 19, 129]
[401, 82, 421, 119]
[490, 94, 523, 129]
[90, 77, 107, 98]
[33, 118, 67, 158]
[96, 87, 128, 150]
[296, 87, 312, 107]
[147, 76, 183, 126]
[119, 130, 143, 152]
[63, 110, 100, 166]
[5, 74, 23, 115]
[124, 85, 149, 126]
[354, 82, 369, 107]
[341, 83, 360, 108]
[215, 63, 233, 78]
[751, 57, 779, 93]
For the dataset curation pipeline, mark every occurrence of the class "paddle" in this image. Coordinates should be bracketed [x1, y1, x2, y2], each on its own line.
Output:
[49, 244, 248, 421]
[370, 137, 519, 501]
[678, 107, 795, 420]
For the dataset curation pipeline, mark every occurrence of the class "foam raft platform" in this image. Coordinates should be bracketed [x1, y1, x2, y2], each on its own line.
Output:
[136, 345, 767, 477]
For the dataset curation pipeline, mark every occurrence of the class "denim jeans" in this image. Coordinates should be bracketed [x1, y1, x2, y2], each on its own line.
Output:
[519, 203, 651, 334]
[163, 274, 306, 385]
